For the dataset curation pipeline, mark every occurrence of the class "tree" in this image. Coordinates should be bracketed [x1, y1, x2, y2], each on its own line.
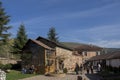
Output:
[47, 27, 59, 42]
[13, 24, 28, 53]
[0, 1, 12, 58]
[0, 1, 11, 45]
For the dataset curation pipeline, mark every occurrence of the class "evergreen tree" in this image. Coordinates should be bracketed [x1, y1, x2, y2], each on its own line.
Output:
[0, 1, 11, 45]
[0, 1, 12, 58]
[47, 27, 59, 42]
[14, 24, 27, 53]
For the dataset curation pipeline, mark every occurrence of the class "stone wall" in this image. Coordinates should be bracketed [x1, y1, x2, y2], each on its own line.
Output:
[64, 55, 82, 71]
[56, 47, 72, 57]
[56, 47, 82, 71]
[0, 58, 18, 64]
[83, 51, 97, 61]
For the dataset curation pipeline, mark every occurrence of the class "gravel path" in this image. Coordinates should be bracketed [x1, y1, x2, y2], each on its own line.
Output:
[19, 71, 102, 80]
[19, 74, 78, 80]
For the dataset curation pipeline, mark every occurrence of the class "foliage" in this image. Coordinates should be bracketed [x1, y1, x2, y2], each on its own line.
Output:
[0, 1, 12, 58]
[47, 27, 59, 42]
[0, 1, 11, 45]
[0, 63, 4, 69]
[63, 68, 68, 73]
[6, 70, 36, 80]
[0, 39, 14, 58]
[0, 63, 12, 70]
[13, 24, 27, 53]
[4, 64, 12, 70]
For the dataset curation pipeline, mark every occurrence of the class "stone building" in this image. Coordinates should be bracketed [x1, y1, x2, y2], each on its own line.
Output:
[74, 44, 102, 63]
[88, 51, 120, 68]
[22, 36, 102, 74]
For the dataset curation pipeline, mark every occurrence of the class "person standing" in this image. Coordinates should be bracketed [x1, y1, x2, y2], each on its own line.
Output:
[98, 63, 101, 72]
[90, 65, 94, 74]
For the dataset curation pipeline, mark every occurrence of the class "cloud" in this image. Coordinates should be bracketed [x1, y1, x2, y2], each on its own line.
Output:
[8, 0, 120, 48]
[85, 24, 120, 39]
[61, 1, 120, 19]
[61, 24, 120, 48]
[90, 40, 120, 48]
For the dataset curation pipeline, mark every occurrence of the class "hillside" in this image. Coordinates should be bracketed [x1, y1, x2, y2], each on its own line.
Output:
[61, 42, 120, 54]
[61, 42, 93, 49]
[102, 48, 120, 54]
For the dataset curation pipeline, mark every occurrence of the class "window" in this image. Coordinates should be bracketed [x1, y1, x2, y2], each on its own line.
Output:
[83, 51, 87, 56]
[96, 51, 100, 55]
[46, 50, 51, 58]
[46, 59, 54, 66]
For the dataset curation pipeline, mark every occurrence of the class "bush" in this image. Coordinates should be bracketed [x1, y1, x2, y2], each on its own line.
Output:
[113, 67, 119, 73]
[0, 64, 4, 69]
[0, 63, 12, 70]
[4, 64, 12, 70]
[63, 68, 68, 73]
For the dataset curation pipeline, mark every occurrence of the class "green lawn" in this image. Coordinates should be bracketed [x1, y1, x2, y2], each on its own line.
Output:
[6, 70, 37, 80]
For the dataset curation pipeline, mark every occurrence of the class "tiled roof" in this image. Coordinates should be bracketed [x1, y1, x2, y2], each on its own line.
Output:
[89, 53, 111, 61]
[30, 39, 53, 50]
[106, 51, 120, 59]
[89, 51, 120, 61]
[22, 39, 53, 51]
[74, 44, 102, 51]
[36, 36, 73, 51]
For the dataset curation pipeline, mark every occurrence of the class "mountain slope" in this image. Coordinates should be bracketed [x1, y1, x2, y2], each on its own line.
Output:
[61, 42, 92, 49]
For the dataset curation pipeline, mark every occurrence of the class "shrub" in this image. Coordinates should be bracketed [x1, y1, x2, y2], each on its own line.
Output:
[107, 65, 113, 71]
[63, 68, 67, 73]
[119, 66, 120, 72]
[113, 67, 119, 73]
[0, 64, 4, 69]
[0, 63, 12, 71]
[4, 64, 12, 70]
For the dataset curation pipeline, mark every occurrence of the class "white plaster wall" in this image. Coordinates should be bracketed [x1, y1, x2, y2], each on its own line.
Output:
[106, 59, 120, 68]
[111, 59, 120, 67]
[106, 60, 110, 66]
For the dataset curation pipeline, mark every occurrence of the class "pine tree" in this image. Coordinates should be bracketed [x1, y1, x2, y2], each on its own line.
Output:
[47, 27, 59, 42]
[0, 1, 11, 45]
[14, 24, 27, 53]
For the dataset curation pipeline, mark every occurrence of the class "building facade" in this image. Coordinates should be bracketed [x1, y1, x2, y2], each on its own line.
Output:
[22, 36, 102, 74]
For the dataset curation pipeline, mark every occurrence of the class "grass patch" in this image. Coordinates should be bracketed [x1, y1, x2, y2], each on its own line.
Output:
[6, 70, 37, 80]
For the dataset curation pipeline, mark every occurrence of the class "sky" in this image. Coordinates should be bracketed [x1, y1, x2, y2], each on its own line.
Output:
[1, 0, 120, 48]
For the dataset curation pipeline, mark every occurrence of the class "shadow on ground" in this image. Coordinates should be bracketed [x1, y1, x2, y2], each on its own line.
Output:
[85, 73, 102, 80]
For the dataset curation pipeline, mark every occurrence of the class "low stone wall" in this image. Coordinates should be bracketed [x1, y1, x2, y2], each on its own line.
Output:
[0, 58, 19, 64]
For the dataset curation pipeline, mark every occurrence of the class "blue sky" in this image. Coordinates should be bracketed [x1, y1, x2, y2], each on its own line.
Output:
[1, 0, 120, 48]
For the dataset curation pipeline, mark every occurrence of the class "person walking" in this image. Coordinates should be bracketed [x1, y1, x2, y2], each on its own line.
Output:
[90, 65, 94, 74]
[86, 66, 90, 74]
[79, 64, 83, 74]
[74, 63, 79, 75]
